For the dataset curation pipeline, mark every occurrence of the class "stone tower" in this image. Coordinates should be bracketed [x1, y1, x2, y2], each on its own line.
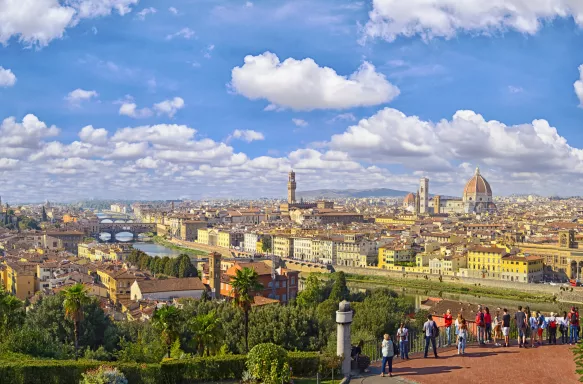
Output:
[209, 252, 222, 299]
[419, 177, 429, 214]
[287, 170, 296, 204]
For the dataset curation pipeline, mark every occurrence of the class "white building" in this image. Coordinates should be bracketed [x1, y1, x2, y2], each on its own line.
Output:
[293, 237, 314, 261]
[311, 238, 337, 265]
[244, 233, 259, 254]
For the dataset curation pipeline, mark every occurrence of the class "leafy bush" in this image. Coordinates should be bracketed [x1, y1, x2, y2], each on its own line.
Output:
[160, 355, 247, 382]
[81, 366, 128, 384]
[84, 346, 113, 362]
[246, 343, 289, 384]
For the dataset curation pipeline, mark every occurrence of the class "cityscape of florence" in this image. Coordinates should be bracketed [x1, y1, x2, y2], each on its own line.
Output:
[2, 0, 583, 383]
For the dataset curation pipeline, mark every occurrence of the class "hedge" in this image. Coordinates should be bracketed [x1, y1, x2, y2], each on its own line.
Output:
[0, 353, 330, 383]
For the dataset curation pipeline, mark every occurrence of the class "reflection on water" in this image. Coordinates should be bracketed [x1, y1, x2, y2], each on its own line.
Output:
[133, 242, 184, 258]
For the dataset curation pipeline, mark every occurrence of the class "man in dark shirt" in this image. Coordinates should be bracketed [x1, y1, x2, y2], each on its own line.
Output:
[502, 308, 511, 347]
[514, 305, 527, 347]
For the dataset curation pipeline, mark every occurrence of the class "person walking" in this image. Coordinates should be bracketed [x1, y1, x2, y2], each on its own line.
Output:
[502, 308, 511, 347]
[484, 307, 492, 343]
[423, 314, 439, 358]
[476, 305, 486, 345]
[457, 319, 468, 355]
[528, 310, 538, 348]
[560, 311, 569, 344]
[493, 308, 502, 346]
[514, 305, 527, 348]
[569, 307, 579, 344]
[396, 322, 409, 360]
[444, 309, 453, 346]
[548, 312, 557, 345]
[380, 334, 395, 378]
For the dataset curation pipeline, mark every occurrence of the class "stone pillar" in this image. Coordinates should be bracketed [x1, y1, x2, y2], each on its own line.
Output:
[336, 300, 353, 378]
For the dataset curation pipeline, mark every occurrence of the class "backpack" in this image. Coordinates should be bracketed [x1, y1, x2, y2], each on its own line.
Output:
[571, 312, 579, 325]
[432, 321, 440, 338]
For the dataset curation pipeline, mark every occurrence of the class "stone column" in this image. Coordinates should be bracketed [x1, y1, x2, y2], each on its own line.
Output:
[336, 300, 353, 378]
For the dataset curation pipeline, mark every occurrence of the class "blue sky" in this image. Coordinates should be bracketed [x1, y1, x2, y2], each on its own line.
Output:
[1, 0, 583, 201]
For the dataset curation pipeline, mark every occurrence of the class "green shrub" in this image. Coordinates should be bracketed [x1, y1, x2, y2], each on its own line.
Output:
[160, 355, 247, 382]
[246, 343, 289, 384]
[81, 365, 128, 384]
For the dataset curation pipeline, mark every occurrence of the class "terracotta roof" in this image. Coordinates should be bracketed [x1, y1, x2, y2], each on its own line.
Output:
[226, 262, 272, 276]
[136, 277, 205, 293]
[463, 167, 492, 196]
[252, 296, 279, 306]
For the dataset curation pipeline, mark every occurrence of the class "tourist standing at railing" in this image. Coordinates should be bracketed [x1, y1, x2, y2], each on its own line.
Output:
[457, 319, 468, 355]
[548, 312, 558, 345]
[380, 334, 395, 378]
[475, 305, 486, 345]
[525, 306, 532, 345]
[514, 305, 527, 348]
[568, 307, 579, 345]
[560, 311, 569, 344]
[492, 308, 502, 347]
[455, 312, 463, 338]
[397, 322, 409, 360]
[537, 311, 546, 346]
[423, 314, 439, 359]
[484, 307, 492, 344]
[528, 310, 538, 348]
[577, 308, 581, 342]
[502, 308, 511, 347]
[444, 309, 453, 346]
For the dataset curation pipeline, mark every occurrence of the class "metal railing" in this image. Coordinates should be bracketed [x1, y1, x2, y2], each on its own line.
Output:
[360, 322, 567, 362]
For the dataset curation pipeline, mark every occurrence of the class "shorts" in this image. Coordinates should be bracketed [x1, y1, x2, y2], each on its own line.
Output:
[537, 328, 543, 337]
[502, 327, 510, 336]
[519, 327, 526, 337]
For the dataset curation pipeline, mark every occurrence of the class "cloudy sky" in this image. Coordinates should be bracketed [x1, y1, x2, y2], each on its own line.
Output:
[2, 0, 583, 202]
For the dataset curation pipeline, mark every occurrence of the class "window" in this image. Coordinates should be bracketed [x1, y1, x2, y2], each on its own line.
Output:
[282, 281, 286, 288]
[291, 277, 295, 285]
[282, 294, 287, 302]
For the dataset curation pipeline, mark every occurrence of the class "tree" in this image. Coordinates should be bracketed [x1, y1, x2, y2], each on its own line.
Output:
[152, 305, 181, 358]
[62, 283, 91, 360]
[261, 236, 272, 254]
[0, 290, 24, 334]
[178, 254, 197, 278]
[230, 267, 264, 352]
[329, 271, 349, 302]
[190, 310, 222, 356]
[296, 274, 323, 307]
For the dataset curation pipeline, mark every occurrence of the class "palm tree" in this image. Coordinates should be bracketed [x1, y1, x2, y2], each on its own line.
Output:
[190, 310, 222, 356]
[230, 267, 263, 352]
[62, 283, 91, 360]
[152, 305, 181, 358]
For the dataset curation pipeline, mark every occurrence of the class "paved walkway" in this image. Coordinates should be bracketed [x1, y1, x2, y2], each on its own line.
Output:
[354, 343, 578, 384]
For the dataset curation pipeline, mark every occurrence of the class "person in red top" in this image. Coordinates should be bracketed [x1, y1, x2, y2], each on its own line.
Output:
[476, 305, 486, 345]
[484, 307, 493, 344]
[444, 309, 453, 346]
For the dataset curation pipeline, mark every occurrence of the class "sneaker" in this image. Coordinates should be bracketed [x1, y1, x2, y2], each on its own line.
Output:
[495, 343, 501, 346]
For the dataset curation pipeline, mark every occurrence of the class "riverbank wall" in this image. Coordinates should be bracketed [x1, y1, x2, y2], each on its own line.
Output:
[332, 265, 583, 304]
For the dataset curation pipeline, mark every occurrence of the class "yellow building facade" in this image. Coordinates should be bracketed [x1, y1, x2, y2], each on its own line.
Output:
[378, 247, 415, 269]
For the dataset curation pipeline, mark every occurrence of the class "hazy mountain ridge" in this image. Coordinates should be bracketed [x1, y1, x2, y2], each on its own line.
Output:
[296, 188, 411, 199]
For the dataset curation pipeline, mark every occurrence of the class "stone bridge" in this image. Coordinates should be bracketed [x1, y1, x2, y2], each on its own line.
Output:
[96, 222, 156, 241]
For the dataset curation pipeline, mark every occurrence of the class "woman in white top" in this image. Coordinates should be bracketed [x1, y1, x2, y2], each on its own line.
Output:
[396, 322, 409, 359]
[454, 313, 463, 336]
[560, 311, 569, 344]
[380, 334, 395, 378]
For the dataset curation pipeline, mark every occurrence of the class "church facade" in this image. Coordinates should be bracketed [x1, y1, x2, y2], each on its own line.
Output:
[403, 167, 497, 215]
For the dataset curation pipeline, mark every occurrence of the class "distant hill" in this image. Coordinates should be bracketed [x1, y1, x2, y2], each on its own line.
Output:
[296, 188, 411, 199]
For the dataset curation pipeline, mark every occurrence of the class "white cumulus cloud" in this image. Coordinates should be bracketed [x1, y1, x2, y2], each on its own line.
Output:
[136, 7, 157, 20]
[364, 0, 583, 42]
[230, 51, 400, 111]
[231, 129, 265, 142]
[0, 0, 138, 47]
[292, 118, 308, 127]
[575, 65, 583, 107]
[79, 125, 108, 145]
[153, 97, 185, 117]
[0, 67, 16, 87]
[66, 88, 98, 105]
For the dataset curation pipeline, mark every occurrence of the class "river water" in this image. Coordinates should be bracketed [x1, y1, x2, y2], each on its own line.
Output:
[132, 242, 184, 258]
